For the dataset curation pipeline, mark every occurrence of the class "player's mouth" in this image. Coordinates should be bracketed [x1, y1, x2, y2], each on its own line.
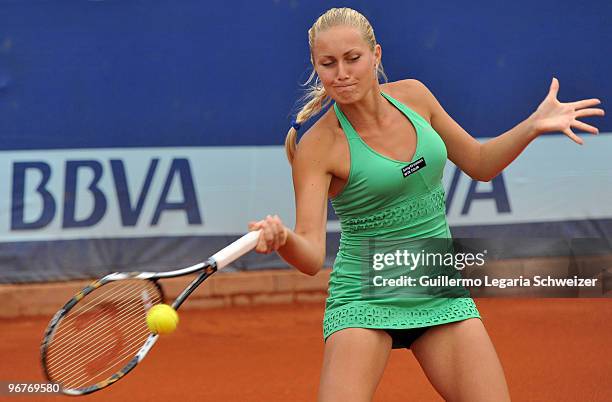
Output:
[335, 83, 357, 91]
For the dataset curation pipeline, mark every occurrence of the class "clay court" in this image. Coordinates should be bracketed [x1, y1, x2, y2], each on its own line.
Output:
[1, 298, 611, 401]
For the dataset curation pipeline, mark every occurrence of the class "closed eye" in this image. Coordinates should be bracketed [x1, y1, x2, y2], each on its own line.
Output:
[321, 56, 360, 67]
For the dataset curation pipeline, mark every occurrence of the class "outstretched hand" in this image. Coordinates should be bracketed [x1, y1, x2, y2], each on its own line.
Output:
[531, 77, 605, 144]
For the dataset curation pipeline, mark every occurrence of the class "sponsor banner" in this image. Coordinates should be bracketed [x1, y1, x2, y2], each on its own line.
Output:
[0, 135, 610, 282]
[444, 134, 612, 226]
[0, 147, 293, 242]
[1, 135, 611, 243]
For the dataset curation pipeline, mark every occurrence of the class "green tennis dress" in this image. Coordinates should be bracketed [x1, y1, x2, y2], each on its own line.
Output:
[323, 91, 480, 341]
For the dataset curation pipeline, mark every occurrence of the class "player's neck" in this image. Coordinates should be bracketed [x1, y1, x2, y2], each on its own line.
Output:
[336, 85, 390, 131]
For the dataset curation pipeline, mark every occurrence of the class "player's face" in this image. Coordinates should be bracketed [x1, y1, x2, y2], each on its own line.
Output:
[312, 25, 381, 104]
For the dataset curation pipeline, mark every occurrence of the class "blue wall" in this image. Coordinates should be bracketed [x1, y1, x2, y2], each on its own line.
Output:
[1, 0, 610, 149]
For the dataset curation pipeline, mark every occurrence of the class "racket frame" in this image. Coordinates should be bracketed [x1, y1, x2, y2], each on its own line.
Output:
[40, 230, 261, 396]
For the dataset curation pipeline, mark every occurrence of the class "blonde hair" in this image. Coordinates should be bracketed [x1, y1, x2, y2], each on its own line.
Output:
[285, 7, 388, 164]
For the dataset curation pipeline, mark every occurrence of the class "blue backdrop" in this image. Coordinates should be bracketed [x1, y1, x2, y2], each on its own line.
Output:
[1, 0, 610, 150]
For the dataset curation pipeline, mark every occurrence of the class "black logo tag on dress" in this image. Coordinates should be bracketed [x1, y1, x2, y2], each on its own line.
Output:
[401, 157, 426, 177]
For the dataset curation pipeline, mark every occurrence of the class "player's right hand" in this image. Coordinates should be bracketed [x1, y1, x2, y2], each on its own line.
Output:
[248, 215, 288, 254]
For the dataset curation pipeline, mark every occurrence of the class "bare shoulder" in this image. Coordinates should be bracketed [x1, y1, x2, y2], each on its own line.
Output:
[380, 79, 435, 122]
[382, 78, 432, 97]
[293, 108, 341, 173]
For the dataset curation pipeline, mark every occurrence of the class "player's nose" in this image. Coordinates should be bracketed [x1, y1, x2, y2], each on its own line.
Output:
[336, 62, 350, 80]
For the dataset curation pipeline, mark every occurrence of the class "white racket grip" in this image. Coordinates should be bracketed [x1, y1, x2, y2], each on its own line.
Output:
[212, 230, 262, 269]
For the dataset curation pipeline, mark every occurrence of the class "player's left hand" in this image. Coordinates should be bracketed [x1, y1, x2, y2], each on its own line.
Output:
[531, 77, 605, 144]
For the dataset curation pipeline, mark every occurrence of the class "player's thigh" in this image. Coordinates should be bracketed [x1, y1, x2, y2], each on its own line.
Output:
[318, 327, 392, 402]
[411, 318, 511, 402]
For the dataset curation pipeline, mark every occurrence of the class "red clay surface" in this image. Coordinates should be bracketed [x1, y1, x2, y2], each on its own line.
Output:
[1, 299, 611, 401]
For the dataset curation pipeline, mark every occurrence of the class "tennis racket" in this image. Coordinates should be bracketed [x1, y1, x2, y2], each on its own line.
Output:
[40, 230, 261, 396]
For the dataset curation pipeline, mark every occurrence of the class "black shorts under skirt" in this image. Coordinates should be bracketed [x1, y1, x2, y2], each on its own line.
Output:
[384, 327, 430, 349]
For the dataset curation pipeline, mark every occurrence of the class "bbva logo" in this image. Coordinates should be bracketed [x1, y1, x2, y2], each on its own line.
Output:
[445, 167, 511, 215]
[11, 158, 202, 230]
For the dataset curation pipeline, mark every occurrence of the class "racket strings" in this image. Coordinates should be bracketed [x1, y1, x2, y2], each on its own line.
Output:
[48, 294, 143, 387]
[49, 282, 157, 387]
[53, 303, 154, 387]
[49, 283, 144, 362]
[50, 282, 150, 353]
[51, 298, 149, 385]
[48, 281, 160, 389]
[45, 279, 162, 390]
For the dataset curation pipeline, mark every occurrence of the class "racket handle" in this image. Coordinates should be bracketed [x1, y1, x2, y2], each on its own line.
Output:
[212, 230, 262, 269]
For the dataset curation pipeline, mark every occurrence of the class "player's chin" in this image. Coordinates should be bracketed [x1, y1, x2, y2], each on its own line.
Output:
[331, 87, 361, 103]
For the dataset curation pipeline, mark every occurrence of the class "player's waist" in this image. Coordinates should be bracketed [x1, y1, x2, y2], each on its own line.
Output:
[337, 189, 447, 235]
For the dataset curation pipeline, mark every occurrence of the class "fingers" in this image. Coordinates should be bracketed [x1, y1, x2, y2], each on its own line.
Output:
[270, 215, 284, 250]
[247, 221, 260, 231]
[574, 107, 605, 118]
[571, 105, 604, 136]
[572, 119, 599, 134]
[563, 127, 583, 145]
[248, 220, 266, 252]
[548, 77, 560, 99]
[571, 98, 601, 110]
[248, 215, 287, 254]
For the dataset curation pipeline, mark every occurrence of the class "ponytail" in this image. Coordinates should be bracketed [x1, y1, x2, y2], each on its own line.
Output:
[284, 80, 331, 164]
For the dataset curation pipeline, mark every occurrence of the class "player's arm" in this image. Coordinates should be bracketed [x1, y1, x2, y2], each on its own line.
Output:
[409, 79, 540, 182]
[249, 126, 332, 276]
[279, 126, 332, 276]
[414, 79, 603, 181]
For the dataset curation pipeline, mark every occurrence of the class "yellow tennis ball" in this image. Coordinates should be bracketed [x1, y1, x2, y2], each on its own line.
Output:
[146, 304, 179, 334]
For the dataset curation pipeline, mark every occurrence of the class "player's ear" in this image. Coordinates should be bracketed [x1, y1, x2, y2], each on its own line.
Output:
[374, 44, 382, 67]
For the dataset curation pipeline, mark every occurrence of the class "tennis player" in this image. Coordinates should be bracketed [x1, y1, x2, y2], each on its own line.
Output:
[248, 7, 604, 402]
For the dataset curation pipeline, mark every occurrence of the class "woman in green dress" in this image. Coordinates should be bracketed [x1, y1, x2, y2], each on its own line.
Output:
[248, 7, 604, 402]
